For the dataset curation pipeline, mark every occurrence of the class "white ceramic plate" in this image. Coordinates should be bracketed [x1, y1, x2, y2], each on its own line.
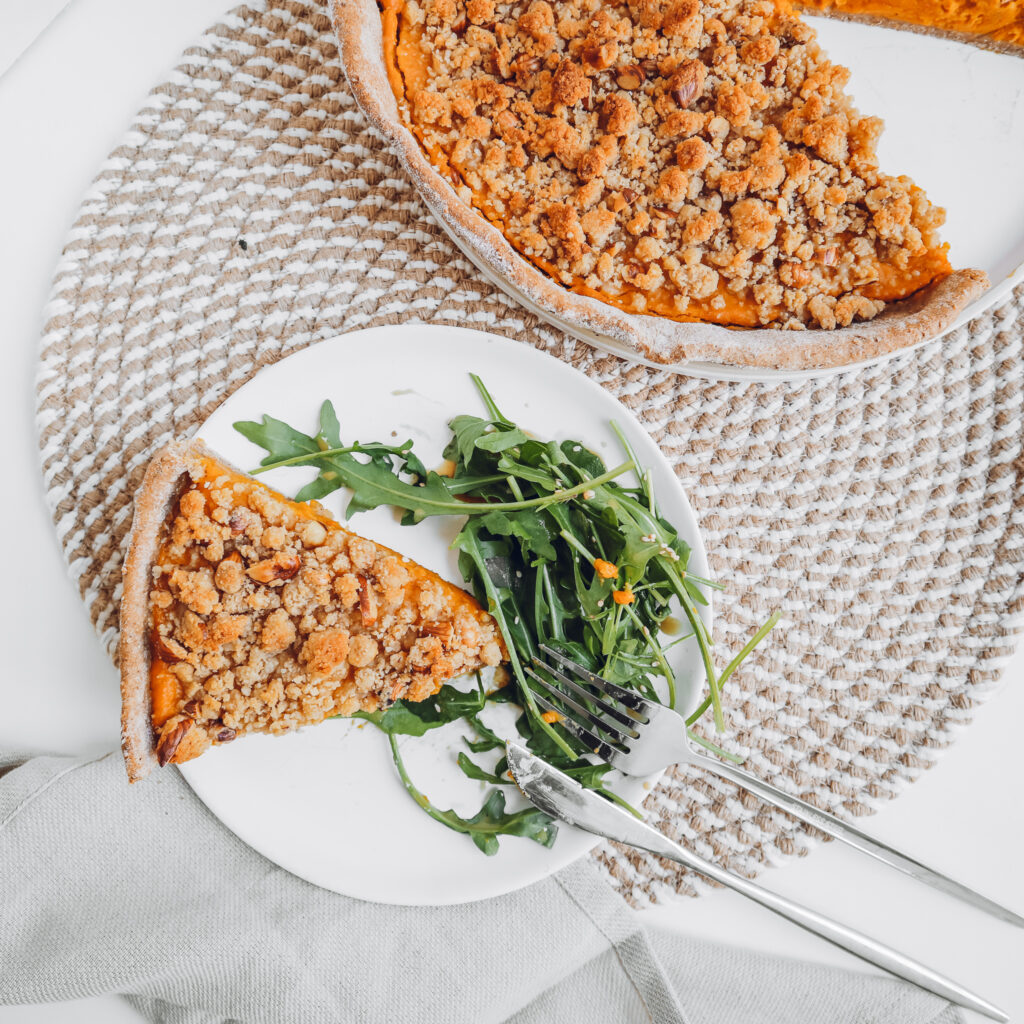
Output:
[429, 21, 1024, 383]
[178, 325, 711, 905]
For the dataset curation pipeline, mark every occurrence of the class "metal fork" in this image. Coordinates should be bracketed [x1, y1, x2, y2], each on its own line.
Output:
[526, 643, 1024, 928]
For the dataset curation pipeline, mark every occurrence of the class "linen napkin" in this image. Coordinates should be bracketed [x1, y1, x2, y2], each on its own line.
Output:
[0, 747, 961, 1024]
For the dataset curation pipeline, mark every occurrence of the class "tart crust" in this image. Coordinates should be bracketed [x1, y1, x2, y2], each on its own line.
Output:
[334, 0, 990, 370]
[120, 438, 504, 782]
[120, 440, 195, 783]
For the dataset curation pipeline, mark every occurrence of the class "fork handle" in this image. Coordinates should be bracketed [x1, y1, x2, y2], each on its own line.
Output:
[631, 822, 1007, 1021]
[689, 753, 1024, 928]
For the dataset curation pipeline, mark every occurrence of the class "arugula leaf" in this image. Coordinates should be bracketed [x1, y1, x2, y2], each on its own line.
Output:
[462, 791, 557, 855]
[234, 415, 323, 466]
[317, 400, 343, 449]
[339, 462, 458, 520]
[352, 680, 486, 736]
[514, 709, 583, 768]
[475, 426, 531, 453]
[294, 474, 344, 504]
[469, 372, 513, 426]
[447, 414, 493, 466]
[615, 518, 664, 579]
[389, 736, 556, 856]
[479, 509, 557, 563]
[457, 751, 512, 785]
[238, 410, 634, 522]
[453, 522, 575, 759]
[495, 455, 559, 490]
[465, 715, 504, 753]
[560, 440, 606, 480]
[562, 762, 614, 787]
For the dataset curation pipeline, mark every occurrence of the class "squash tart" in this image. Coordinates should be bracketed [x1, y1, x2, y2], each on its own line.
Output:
[119, 440, 504, 782]
[335, 0, 992, 369]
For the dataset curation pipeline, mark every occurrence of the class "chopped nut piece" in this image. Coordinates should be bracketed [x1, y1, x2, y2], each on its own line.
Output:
[422, 621, 455, 643]
[599, 93, 638, 136]
[358, 574, 379, 626]
[156, 718, 190, 767]
[247, 552, 301, 584]
[614, 64, 645, 90]
[669, 60, 705, 108]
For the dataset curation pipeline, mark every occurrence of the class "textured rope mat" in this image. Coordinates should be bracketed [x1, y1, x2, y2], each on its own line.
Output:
[37, 0, 1024, 905]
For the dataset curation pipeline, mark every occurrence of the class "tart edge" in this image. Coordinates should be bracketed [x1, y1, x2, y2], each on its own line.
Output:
[120, 439, 209, 782]
[793, 7, 1024, 59]
[334, 0, 991, 370]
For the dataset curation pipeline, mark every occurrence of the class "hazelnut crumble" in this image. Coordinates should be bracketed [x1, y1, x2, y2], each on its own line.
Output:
[381, 0, 956, 330]
[143, 452, 503, 769]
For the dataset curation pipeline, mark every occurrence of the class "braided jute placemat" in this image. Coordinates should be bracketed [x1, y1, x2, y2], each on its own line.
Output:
[36, 0, 1024, 905]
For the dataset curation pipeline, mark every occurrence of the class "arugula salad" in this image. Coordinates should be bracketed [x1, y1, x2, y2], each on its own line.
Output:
[234, 376, 777, 855]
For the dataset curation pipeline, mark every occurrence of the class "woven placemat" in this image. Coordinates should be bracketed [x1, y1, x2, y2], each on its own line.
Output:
[36, 0, 1024, 905]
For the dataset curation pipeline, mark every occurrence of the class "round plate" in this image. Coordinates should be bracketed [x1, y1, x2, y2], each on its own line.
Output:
[419, 21, 1024, 383]
[178, 325, 711, 905]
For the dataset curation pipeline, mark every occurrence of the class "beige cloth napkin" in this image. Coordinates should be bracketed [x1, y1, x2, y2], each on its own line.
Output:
[0, 747, 961, 1024]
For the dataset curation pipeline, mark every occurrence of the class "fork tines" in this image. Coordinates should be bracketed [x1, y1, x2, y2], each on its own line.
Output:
[525, 645, 652, 762]
[540, 645, 651, 713]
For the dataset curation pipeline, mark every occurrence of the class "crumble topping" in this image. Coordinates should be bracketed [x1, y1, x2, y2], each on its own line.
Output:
[148, 459, 503, 767]
[386, 0, 952, 329]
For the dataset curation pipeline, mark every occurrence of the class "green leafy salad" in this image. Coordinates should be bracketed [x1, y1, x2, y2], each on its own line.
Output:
[234, 375, 777, 856]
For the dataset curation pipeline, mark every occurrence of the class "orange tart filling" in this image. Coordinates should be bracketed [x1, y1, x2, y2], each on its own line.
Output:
[797, 0, 1023, 51]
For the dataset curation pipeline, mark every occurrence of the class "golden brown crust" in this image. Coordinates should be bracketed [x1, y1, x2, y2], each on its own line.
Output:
[628, 266, 988, 368]
[333, 0, 991, 370]
[120, 439, 203, 783]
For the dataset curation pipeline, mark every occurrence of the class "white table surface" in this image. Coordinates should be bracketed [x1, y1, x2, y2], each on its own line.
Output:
[0, 1, 1021, 1021]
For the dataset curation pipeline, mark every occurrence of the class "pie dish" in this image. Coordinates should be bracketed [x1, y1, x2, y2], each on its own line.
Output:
[334, 0, 994, 370]
[119, 438, 503, 782]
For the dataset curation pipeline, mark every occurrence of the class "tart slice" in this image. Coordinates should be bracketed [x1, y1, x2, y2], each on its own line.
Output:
[119, 439, 504, 782]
